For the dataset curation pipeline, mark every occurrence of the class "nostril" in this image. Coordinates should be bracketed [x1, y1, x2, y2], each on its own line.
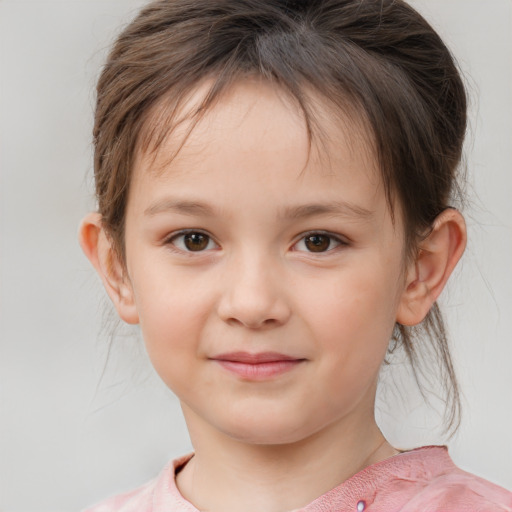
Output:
[217, 297, 290, 328]
[216, 269, 292, 328]
[225, 315, 281, 330]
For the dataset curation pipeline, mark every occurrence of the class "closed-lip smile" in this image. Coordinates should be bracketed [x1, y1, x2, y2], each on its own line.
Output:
[210, 351, 306, 380]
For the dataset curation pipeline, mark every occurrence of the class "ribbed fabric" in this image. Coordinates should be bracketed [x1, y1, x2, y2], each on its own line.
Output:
[84, 446, 512, 512]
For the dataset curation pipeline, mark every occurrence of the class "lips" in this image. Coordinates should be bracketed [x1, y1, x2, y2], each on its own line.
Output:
[210, 352, 305, 380]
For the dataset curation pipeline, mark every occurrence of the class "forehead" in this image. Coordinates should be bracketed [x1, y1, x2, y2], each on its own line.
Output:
[130, 78, 384, 212]
[137, 78, 376, 173]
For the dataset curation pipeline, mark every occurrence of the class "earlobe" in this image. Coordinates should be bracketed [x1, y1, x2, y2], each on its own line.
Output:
[396, 208, 467, 326]
[79, 213, 139, 324]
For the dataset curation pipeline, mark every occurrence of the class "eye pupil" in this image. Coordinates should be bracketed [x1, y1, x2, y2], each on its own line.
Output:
[305, 235, 330, 252]
[184, 233, 209, 251]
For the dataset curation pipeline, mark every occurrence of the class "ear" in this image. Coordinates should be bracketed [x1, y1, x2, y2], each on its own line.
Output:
[79, 212, 139, 324]
[396, 208, 467, 326]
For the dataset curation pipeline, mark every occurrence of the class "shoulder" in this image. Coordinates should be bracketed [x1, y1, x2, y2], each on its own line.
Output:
[82, 477, 157, 512]
[410, 470, 512, 512]
[82, 454, 197, 512]
[374, 446, 512, 512]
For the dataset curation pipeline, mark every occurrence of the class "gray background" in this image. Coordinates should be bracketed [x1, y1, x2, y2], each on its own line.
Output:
[0, 0, 511, 510]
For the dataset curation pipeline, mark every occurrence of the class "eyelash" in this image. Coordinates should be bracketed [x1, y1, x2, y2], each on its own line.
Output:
[164, 230, 348, 254]
[165, 230, 219, 253]
[292, 231, 348, 254]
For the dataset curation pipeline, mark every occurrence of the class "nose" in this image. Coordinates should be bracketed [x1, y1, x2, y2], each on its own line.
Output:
[217, 252, 291, 329]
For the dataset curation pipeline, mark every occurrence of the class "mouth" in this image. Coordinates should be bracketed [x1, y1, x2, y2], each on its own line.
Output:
[209, 352, 306, 380]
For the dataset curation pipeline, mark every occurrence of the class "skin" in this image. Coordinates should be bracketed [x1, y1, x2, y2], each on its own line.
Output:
[80, 79, 466, 512]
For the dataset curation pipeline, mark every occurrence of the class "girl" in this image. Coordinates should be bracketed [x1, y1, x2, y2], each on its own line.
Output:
[79, 0, 512, 510]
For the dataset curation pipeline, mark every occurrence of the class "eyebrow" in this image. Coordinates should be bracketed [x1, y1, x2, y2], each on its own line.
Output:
[144, 198, 374, 220]
[145, 199, 215, 217]
[279, 201, 374, 221]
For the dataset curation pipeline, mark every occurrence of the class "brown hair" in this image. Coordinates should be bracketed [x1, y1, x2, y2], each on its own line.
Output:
[93, 0, 467, 432]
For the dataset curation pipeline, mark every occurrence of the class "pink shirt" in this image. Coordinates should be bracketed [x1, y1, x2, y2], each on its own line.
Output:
[84, 446, 512, 512]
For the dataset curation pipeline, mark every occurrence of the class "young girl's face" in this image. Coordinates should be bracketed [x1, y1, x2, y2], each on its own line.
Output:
[120, 79, 412, 445]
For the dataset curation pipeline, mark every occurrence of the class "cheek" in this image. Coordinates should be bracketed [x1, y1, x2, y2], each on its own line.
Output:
[129, 261, 216, 383]
[301, 270, 400, 412]
[306, 270, 399, 336]
[298, 260, 402, 371]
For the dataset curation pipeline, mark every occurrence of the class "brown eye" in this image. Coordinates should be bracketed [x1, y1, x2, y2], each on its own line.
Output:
[169, 231, 217, 252]
[304, 234, 331, 252]
[183, 233, 210, 251]
[293, 232, 345, 254]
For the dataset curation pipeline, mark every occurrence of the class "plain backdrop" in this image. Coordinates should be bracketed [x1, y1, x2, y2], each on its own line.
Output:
[0, 1, 511, 510]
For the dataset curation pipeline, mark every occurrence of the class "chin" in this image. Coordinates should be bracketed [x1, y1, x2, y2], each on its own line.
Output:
[218, 414, 319, 446]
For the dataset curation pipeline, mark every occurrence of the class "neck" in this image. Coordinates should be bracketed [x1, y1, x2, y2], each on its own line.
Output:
[176, 405, 397, 512]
